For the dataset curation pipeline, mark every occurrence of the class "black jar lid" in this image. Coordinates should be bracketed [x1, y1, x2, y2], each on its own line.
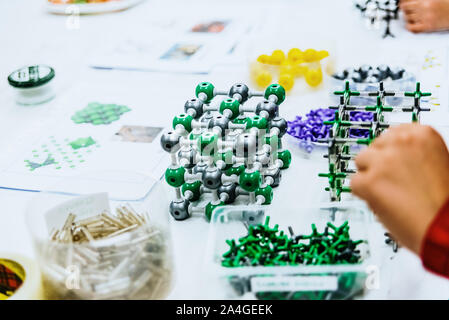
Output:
[8, 65, 55, 89]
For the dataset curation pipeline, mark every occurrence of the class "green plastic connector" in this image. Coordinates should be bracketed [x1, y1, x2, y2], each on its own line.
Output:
[165, 166, 186, 188]
[333, 81, 360, 104]
[239, 170, 262, 192]
[404, 82, 431, 99]
[357, 137, 374, 145]
[255, 185, 273, 205]
[219, 98, 240, 120]
[172, 113, 193, 132]
[318, 163, 346, 188]
[205, 201, 225, 221]
[232, 116, 249, 126]
[365, 97, 393, 113]
[277, 149, 292, 169]
[264, 84, 286, 104]
[221, 218, 363, 268]
[181, 181, 202, 201]
[195, 82, 215, 103]
[198, 132, 218, 156]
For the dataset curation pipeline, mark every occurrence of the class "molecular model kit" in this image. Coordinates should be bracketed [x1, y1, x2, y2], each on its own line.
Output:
[160, 82, 292, 221]
[355, 0, 400, 38]
[319, 81, 431, 201]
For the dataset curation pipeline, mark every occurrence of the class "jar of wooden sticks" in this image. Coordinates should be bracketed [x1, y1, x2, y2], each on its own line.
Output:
[25, 182, 173, 300]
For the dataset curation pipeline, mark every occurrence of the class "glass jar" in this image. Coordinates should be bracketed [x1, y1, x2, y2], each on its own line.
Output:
[8, 65, 56, 105]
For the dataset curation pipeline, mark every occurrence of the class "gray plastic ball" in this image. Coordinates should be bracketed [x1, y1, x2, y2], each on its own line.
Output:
[256, 100, 278, 120]
[160, 131, 181, 153]
[202, 167, 223, 189]
[266, 167, 282, 187]
[208, 115, 230, 137]
[169, 199, 190, 220]
[269, 117, 287, 138]
[178, 148, 198, 169]
[193, 162, 208, 175]
[218, 183, 237, 204]
[184, 98, 204, 119]
[229, 83, 249, 103]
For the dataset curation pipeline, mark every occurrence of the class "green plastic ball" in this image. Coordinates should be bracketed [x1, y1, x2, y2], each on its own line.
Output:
[232, 116, 248, 126]
[225, 164, 245, 176]
[205, 201, 225, 221]
[195, 82, 215, 103]
[255, 185, 273, 205]
[219, 98, 240, 120]
[277, 149, 292, 169]
[239, 170, 262, 192]
[173, 113, 193, 132]
[181, 181, 202, 201]
[264, 84, 286, 104]
[247, 115, 268, 130]
[198, 132, 218, 156]
[165, 166, 186, 187]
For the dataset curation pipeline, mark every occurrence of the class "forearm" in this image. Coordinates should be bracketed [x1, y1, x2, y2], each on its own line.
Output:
[421, 197, 449, 278]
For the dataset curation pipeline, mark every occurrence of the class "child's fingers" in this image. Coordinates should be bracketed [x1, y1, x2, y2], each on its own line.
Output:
[399, 0, 419, 9]
[350, 171, 372, 200]
[400, 1, 420, 13]
[406, 22, 426, 33]
[354, 149, 376, 171]
[404, 12, 420, 24]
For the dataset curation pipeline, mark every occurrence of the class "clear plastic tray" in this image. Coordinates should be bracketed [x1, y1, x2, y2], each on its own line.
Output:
[203, 203, 375, 300]
[330, 72, 416, 106]
[25, 175, 174, 299]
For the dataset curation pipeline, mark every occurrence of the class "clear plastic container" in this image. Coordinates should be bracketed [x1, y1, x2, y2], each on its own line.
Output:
[25, 176, 173, 300]
[284, 133, 328, 160]
[245, 36, 337, 94]
[330, 71, 416, 106]
[203, 203, 375, 300]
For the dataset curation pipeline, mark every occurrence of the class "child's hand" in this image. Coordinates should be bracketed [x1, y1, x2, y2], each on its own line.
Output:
[400, 0, 449, 33]
[351, 124, 449, 254]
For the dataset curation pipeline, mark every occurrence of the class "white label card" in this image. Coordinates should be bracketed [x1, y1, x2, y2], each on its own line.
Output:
[250, 275, 339, 292]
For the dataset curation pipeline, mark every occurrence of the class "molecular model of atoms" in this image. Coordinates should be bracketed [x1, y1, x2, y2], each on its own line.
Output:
[160, 82, 291, 221]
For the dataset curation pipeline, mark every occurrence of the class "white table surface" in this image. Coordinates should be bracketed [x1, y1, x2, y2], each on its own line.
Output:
[1, 0, 449, 300]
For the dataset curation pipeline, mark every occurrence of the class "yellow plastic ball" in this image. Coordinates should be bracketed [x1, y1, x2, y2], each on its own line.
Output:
[270, 49, 286, 65]
[255, 71, 273, 88]
[303, 48, 319, 62]
[279, 61, 295, 76]
[317, 50, 329, 60]
[278, 73, 294, 91]
[293, 64, 309, 77]
[305, 67, 323, 87]
[257, 54, 270, 64]
[287, 48, 303, 64]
